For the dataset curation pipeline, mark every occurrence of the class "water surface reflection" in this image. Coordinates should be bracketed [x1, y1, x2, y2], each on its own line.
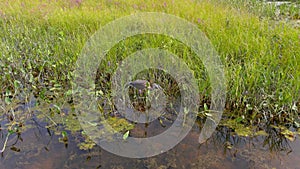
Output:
[1, 117, 300, 169]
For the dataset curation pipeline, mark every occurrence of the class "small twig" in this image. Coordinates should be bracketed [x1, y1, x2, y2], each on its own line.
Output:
[10, 108, 16, 120]
[0, 133, 11, 153]
[44, 114, 58, 126]
[0, 105, 5, 112]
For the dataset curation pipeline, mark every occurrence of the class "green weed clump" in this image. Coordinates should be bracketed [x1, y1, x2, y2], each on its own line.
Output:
[0, 0, 299, 130]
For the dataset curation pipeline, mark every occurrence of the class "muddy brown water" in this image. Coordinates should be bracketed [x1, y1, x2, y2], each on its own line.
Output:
[0, 93, 299, 168]
[1, 117, 300, 169]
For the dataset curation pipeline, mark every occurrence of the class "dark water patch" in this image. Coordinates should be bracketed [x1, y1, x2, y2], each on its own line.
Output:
[1, 95, 300, 168]
[1, 116, 300, 168]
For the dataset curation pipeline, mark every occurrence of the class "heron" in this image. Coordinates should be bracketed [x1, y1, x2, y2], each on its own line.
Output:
[125, 80, 162, 91]
[124, 80, 165, 125]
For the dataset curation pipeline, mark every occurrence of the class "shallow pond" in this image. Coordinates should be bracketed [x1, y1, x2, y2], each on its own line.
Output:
[0, 76, 299, 169]
[1, 111, 300, 169]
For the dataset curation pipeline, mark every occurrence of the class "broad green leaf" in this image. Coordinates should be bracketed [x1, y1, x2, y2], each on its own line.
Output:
[62, 131, 68, 138]
[123, 130, 130, 140]
[204, 103, 208, 111]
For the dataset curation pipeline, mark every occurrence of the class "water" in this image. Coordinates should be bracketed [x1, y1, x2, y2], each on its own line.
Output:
[1, 93, 300, 168]
[1, 115, 300, 169]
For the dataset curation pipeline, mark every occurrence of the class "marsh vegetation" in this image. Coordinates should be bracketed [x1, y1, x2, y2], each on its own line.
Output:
[0, 0, 299, 168]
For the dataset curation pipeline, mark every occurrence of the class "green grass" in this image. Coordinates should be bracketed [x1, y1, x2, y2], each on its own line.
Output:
[0, 0, 299, 130]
